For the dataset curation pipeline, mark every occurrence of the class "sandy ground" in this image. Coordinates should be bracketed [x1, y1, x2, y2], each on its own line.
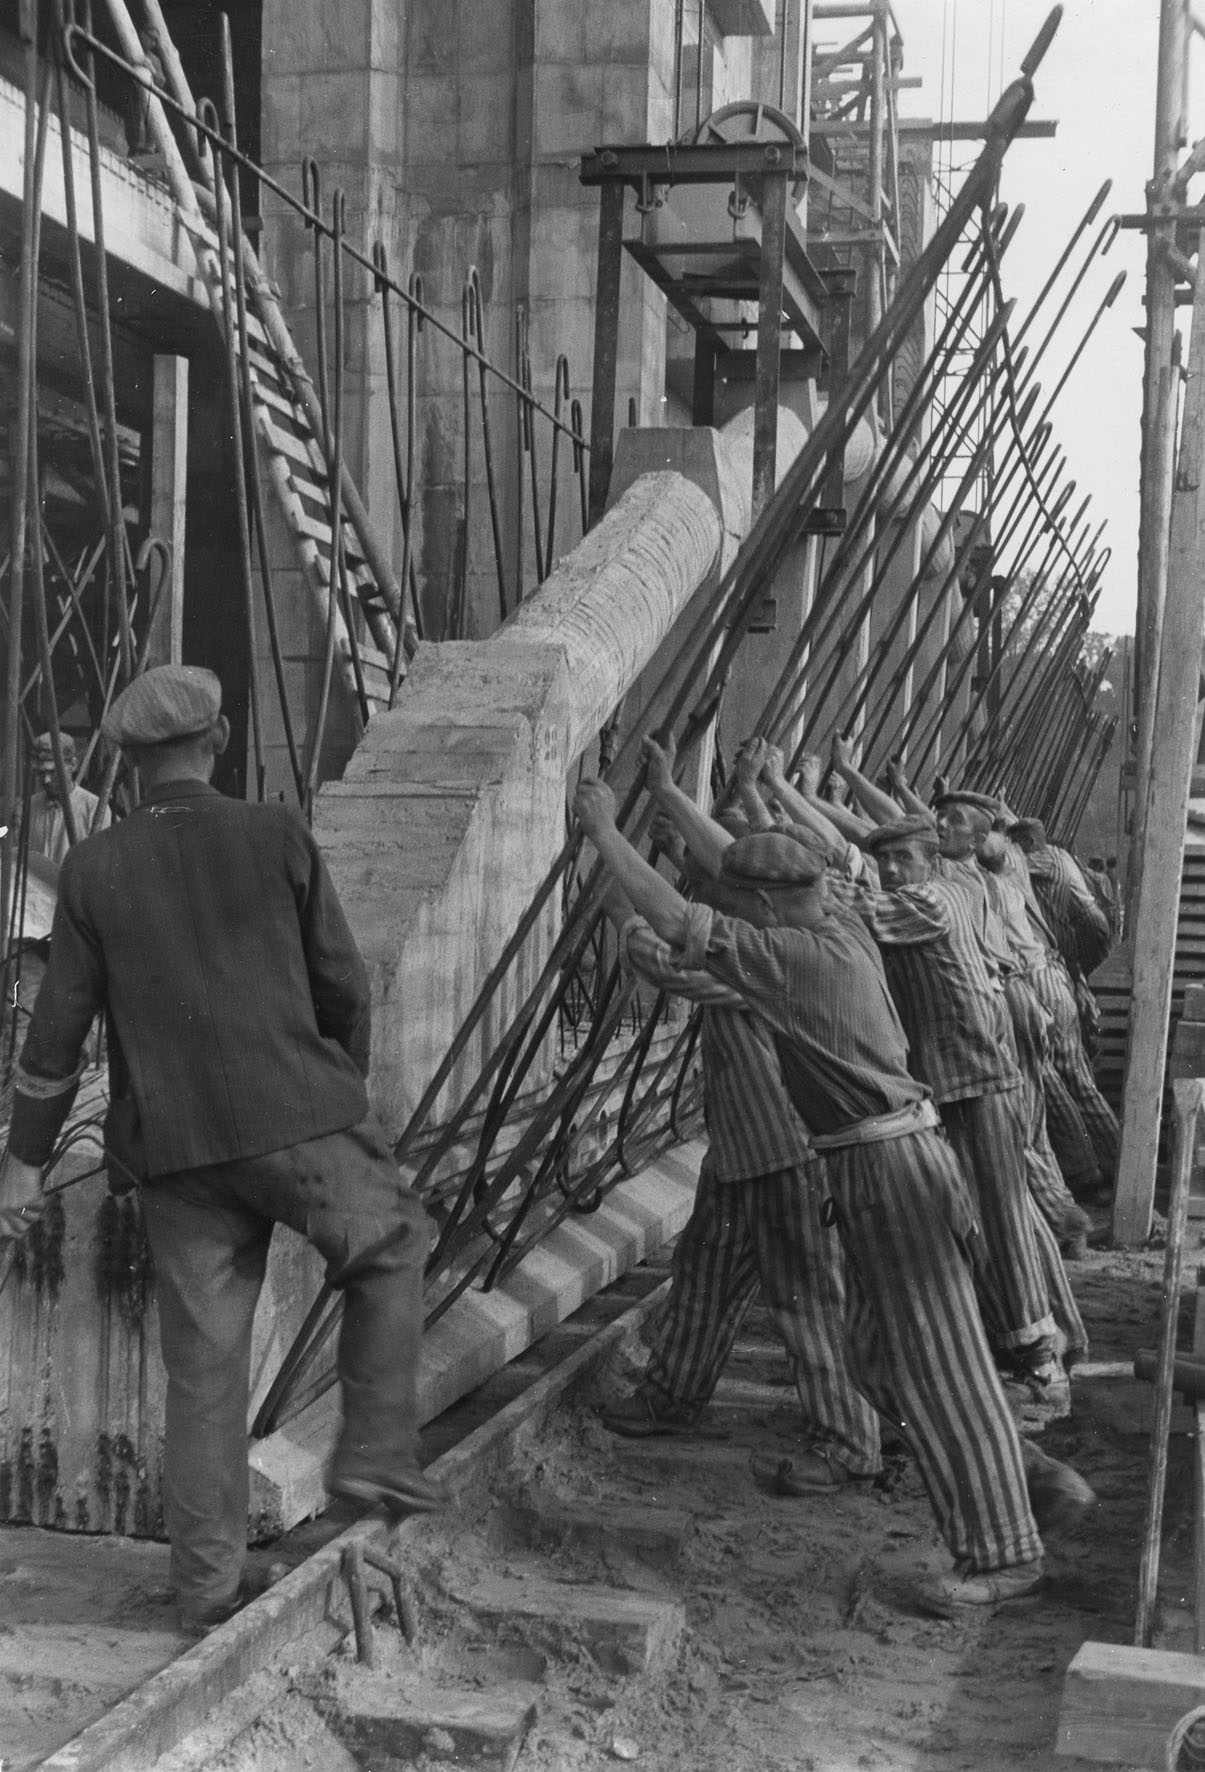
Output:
[1, 1233, 1191, 1772]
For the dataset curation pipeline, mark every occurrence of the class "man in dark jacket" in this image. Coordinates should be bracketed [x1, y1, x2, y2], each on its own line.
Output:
[0, 666, 441, 1633]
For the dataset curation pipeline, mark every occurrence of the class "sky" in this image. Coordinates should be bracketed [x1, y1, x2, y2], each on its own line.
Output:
[886, 0, 1168, 636]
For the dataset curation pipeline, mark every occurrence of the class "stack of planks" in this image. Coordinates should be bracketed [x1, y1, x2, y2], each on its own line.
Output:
[1092, 843, 1205, 1117]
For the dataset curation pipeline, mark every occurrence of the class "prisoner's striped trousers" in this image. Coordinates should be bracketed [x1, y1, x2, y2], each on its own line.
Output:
[645, 1156, 881, 1476]
[1027, 960, 1119, 1178]
[940, 1087, 1057, 1352]
[824, 1127, 1042, 1573]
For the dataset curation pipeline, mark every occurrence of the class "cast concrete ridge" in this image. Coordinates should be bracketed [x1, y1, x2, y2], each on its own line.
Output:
[248, 1141, 703, 1536]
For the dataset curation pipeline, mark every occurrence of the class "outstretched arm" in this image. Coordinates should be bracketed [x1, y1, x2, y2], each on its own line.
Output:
[884, 756, 933, 819]
[760, 746, 850, 861]
[734, 737, 777, 832]
[642, 735, 734, 880]
[788, 751, 876, 843]
[830, 733, 904, 825]
[575, 778, 693, 948]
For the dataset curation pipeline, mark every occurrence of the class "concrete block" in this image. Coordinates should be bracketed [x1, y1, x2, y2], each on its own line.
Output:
[533, 8, 585, 63]
[333, 1677, 539, 1772]
[585, 0, 650, 63]
[1056, 1641, 1205, 1763]
[261, 3, 370, 73]
[404, 74, 461, 168]
[294, 73, 373, 160]
[368, 71, 403, 162]
[458, 71, 516, 165]
[532, 62, 605, 157]
[370, 3, 401, 69]
[457, 0, 516, 69]
[710, 1377, 801, 1412]
[515, 1493, 694, 1567]
[446, 1573, 685, 1675]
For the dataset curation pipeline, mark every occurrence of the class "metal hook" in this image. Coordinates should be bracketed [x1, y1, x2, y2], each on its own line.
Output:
[553, 354, 571, 411]
[301, 156, 321, 230]
[371, 239, 389, 294]
[60, 21, 96, 92]
[1100, 214, 1122, 258]
[465, 264, 485, 347]
[408, 271, 426, 332]
[135, 536, 172, 631]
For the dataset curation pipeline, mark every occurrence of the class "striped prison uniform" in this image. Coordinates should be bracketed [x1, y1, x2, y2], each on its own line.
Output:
[1025, 843, 1112, 980]
[1025, 957, 1119, 1178]
[678, 901, 1040, 1576]
[976, 849, 1104, 1189]
[854, 877, 1056, 1352]
[1003, 975, 1089, 1233]
[619, 920, 880, 1474]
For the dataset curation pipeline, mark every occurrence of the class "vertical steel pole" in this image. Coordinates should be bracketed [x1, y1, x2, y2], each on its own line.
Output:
[588, 180, 625, 528]
[752, 169, 788, 520]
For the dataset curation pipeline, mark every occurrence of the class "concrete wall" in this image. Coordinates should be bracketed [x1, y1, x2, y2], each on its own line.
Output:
[257, 0, 689, 659]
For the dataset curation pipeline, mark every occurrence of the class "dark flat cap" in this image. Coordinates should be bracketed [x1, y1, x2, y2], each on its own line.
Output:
[778, 822, 833, 864]
[102, 666, 222, 747]
[1009, 817, 1047, 844]
[932, 789, 1000, 817]
[720, 829, 826, 888]
[863, 815, 941, 854]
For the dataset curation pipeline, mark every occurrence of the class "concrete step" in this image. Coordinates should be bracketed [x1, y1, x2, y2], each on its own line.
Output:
[444, 1572, 685, 1675]
[330, 1675, 539, 1772]
[505, 1491, 694, 1569]
[710, 1376, 801, 1411]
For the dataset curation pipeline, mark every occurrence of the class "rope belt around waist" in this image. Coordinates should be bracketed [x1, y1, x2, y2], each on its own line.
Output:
[811, 1098, 939, 1153]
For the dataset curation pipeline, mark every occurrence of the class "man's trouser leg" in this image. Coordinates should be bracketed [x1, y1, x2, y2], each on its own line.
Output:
[1006, 976, 1092, 1235]
[748, 1163, 880, 1476]
[826, 1130, 1042, 1574]
[940, 1088, 1056, 1354]
[1042, 1063, 1101, 1190]
[643, 1158, 760, 1409]
[646, 1160, 879, 1471]
[140, 1179, 270, 1617]
[142, 1116, 431, 1617]
[1029, 962, 1119, 1177]
[1028, 1200, 1089, 1363]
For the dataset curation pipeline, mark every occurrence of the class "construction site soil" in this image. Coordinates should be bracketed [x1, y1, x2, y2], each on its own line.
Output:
[0, 1234, 1187, 1771]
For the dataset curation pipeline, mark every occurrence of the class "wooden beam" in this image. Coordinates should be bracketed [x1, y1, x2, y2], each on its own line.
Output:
[146, 355, 188, 667]
[1112, 246, 1205, 1245]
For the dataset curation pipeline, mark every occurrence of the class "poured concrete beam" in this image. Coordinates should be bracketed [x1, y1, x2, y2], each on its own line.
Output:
[317, 450, 734, 1138]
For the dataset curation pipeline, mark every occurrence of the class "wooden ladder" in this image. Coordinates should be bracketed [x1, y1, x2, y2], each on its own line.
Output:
[104, 0, 412, 723]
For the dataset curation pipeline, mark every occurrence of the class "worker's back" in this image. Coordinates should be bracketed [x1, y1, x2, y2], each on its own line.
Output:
[24, 779, 371, 1176]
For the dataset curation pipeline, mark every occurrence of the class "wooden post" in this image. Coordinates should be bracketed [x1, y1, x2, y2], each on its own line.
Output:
[1130, 0, 1190, 927]
[1135, 1078, 1204, 1645]
[146, 354, 188, 666]
[1112, 243, 1205, 1246]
